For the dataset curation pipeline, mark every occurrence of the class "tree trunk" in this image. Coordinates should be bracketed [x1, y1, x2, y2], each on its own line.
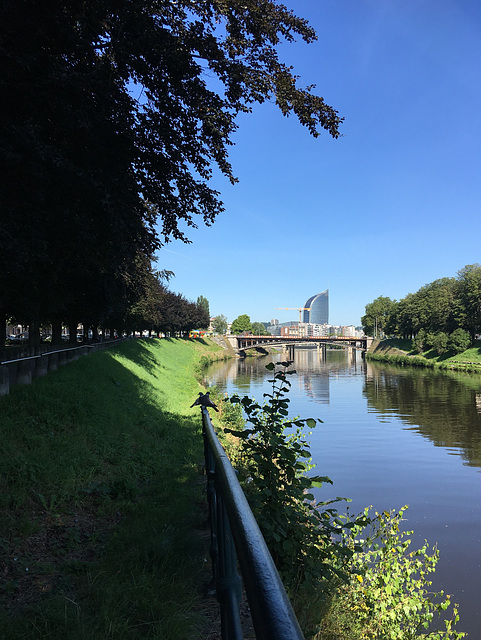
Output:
[51, 319, 63, 345]
[68, 320, 78, 344]
[1, 310, 6, 346]
[28, 318, 41, 355]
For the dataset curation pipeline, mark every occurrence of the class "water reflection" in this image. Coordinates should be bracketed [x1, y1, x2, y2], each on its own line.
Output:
[364, 362, 481, 468]
[205, 355, 273, 392]
[207, 350, 481, 469]
[206, 347, 366, 406]
[476, 393, 481, 414]
[204, 348, 481, 636]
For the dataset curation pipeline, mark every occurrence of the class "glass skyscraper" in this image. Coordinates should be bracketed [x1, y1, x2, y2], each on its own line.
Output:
[303, 290, 329, 325]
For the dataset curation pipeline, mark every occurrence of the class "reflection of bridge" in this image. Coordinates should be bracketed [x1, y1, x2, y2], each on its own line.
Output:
[226, 335, 373, 355]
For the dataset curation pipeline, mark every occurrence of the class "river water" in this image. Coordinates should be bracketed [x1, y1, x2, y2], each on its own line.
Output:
[205, 348, 481, 637]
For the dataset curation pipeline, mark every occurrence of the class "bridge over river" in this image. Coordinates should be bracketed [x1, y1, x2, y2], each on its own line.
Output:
[226, 334, 373, 355]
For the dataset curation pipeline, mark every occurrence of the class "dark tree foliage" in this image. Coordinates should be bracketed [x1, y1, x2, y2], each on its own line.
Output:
[1, 1, 342, 339]
[456, 264, 481, 340]
[196, 295, 210, 319]
[155, 291, 208, 336]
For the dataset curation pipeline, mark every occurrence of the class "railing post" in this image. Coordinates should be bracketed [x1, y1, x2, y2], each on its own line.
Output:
[201, 407, 305, 640]
[217, 492, 243, 640]
[0, 364, 9, 396]
[203, 412, 243, 640]
[203, 423, 218, 596]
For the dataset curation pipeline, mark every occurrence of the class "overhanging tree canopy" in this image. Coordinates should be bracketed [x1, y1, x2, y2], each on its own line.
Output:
[1, 0, 342, 334]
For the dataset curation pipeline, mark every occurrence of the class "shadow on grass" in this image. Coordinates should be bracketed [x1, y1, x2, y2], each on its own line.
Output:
[190, 338, 209, 346]
[109, 338, 166, 376]
[0, 341, 209, 640]
[422, 348, 453, 361]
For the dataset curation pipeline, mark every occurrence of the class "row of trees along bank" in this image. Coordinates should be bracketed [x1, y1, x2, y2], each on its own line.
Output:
[361, 264, 481, 354]
[1, 2, 343, 352]
[3, 267, 211, 349]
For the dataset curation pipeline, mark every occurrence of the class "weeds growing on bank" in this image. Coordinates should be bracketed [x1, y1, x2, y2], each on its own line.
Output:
[0, 338, 219, 639]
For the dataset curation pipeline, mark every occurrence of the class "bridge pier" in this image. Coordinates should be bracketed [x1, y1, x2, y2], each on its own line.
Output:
[282, 345, 295, 360]
[317, 343, 326, 360]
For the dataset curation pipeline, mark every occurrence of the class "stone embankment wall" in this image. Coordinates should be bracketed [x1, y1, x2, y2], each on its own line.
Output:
[0, 340, 121, 396]
[210, 335, 236, 354]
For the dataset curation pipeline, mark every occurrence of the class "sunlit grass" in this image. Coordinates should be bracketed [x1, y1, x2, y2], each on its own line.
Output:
[0, 338, 219, 639]
[375, 338, 481, 369]
[444, 340, 481, 363]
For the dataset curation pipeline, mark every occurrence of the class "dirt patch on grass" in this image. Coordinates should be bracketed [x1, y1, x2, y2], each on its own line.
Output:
[0, 505, 122, 614]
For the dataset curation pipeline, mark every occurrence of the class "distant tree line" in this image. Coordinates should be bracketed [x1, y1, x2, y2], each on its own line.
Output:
[212, 315, 228, 335]
[362, 264, 481, 354]
[230, 314, 269, 335]
[119, 273, 210, 340]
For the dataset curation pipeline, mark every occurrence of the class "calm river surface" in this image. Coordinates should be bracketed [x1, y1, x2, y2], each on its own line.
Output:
[205, 348, 481, 637]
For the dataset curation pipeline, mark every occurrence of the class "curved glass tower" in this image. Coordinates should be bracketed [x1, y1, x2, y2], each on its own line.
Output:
[303, 290, 329, 324]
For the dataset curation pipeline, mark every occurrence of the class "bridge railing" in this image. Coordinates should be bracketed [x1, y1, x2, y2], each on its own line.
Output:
[201, 406, 305, 640]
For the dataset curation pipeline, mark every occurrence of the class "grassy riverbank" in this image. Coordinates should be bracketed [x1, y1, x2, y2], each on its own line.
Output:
[0, 337, 226, 639]
[368, 338, 481, 372]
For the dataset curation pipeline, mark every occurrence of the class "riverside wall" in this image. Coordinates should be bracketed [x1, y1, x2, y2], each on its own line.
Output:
[0, 340, 122, 396]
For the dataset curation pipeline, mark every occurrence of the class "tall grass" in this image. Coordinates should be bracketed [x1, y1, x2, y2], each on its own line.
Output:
[0, 338, 221, 639]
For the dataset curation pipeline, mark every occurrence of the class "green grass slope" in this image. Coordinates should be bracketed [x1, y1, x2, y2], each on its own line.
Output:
[0, 338, 223, 639]
[369, 338, 481, 371]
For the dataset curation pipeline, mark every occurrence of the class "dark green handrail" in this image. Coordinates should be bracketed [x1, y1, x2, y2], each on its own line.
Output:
[201, 407, 305, 640]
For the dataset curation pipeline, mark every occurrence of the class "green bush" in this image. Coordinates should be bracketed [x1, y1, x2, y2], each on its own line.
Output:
[433, 332, 449, 355]
[447, 329, 472, 354]
[413, 329, 427, 354]
[318, 508, 465, 640]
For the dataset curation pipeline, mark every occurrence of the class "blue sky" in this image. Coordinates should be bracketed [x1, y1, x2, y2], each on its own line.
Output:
[155, 0, 481, 327]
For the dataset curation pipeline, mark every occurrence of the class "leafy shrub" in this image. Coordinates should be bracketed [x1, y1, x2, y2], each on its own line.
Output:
[447, 329, 472, 354]
[218, 393, 244, 432]
[413, 329, 427, 354]
[318, 508, 465, 640]
[425, 332, 437, 350]
[433, 332, 449, 355]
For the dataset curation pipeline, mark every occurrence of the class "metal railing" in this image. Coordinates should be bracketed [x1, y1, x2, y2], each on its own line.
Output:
[201, 407, 305, 640]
